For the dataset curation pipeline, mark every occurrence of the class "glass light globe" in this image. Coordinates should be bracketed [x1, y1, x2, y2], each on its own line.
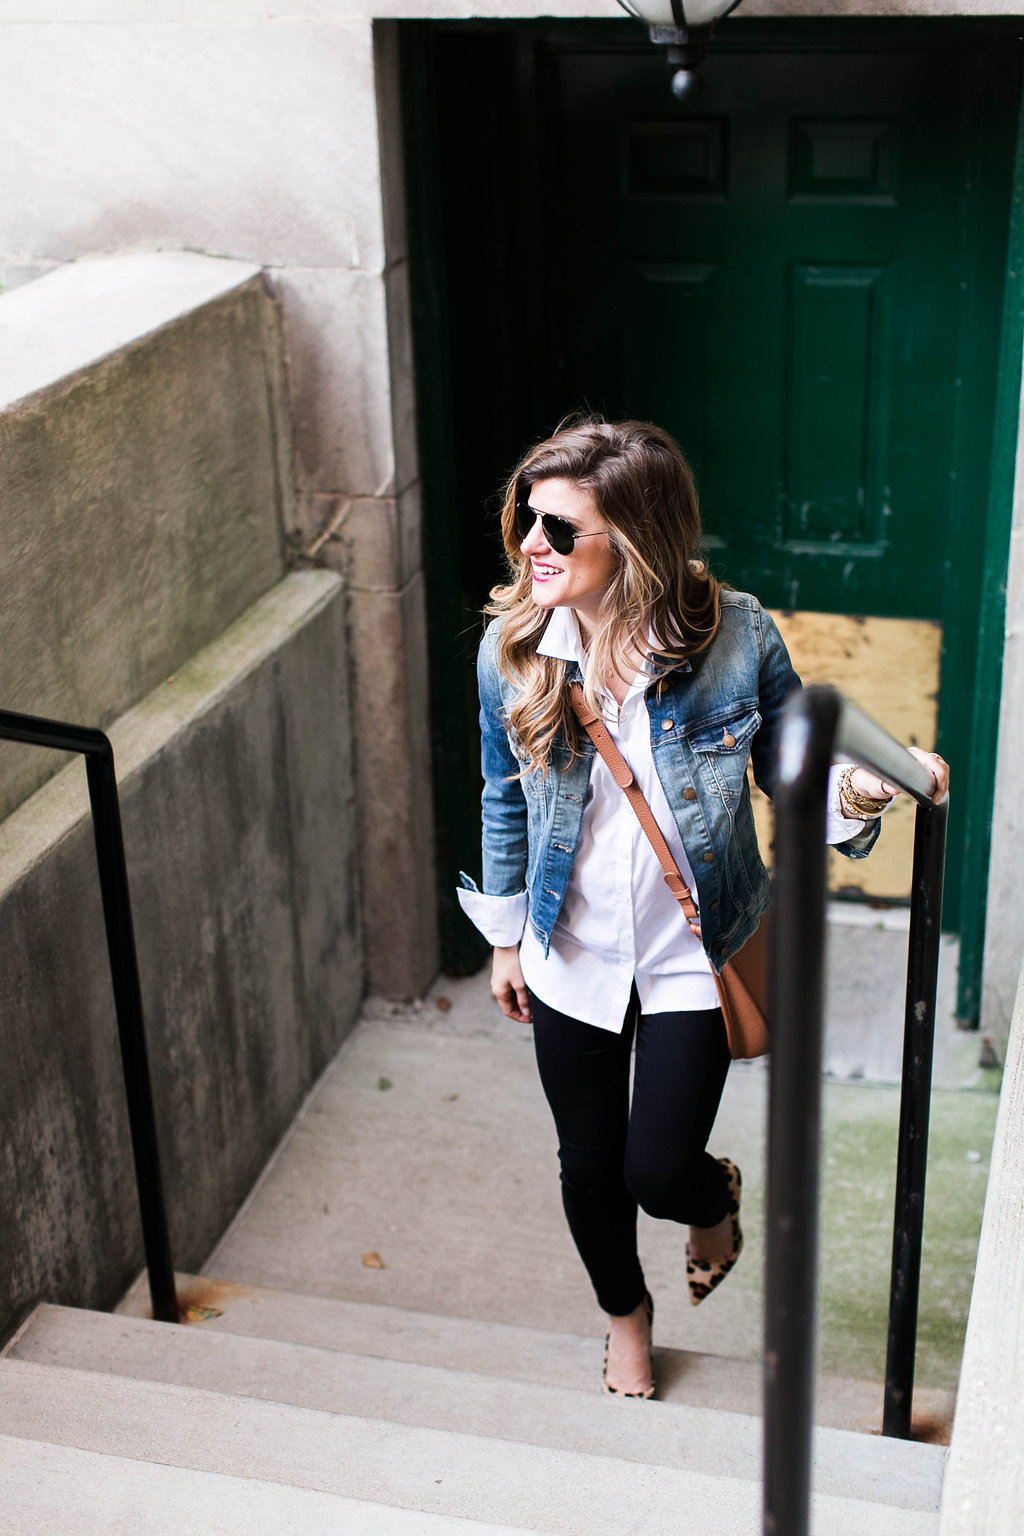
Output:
[631, 0, 741, 24]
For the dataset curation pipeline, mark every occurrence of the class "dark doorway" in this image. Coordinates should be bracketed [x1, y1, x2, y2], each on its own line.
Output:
[402, 18, 1024, 1019]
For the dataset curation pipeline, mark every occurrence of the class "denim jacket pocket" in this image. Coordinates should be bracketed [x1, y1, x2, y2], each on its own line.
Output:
[687, 707, 761, 755]
[688, 708, 762, 808]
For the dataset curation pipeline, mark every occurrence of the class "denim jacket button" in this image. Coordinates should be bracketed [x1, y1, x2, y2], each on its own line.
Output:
[661, 719, 674, 731]
[703, 851, 715, 863]
[683, 787, 696, 801]
[722, 730, 736, 748]
[720, 944, 731, 959]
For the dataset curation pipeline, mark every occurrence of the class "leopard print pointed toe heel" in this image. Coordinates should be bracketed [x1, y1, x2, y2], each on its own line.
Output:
[687, 1158, 743, 1307]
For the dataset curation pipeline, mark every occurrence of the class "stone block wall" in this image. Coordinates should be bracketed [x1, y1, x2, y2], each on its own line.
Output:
[0, 8, 446, 996]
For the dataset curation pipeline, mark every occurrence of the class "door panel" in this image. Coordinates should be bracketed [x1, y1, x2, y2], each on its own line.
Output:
[555, 44, 975, 618]
[784, 262, 888, 550]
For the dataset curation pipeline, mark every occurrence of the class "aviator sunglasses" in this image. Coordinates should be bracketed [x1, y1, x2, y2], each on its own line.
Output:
[514, 501, 609, 558]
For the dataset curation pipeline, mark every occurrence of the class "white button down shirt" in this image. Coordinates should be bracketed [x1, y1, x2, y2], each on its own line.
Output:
[459, 606, 873, 1032]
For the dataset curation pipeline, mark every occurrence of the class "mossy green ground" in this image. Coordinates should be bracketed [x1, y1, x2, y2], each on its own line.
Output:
[817, 1078, 1000, 1389]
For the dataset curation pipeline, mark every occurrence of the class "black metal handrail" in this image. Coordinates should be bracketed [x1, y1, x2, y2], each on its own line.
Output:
[764, 685, 948, 1536]
[0, 707, 178, 1325]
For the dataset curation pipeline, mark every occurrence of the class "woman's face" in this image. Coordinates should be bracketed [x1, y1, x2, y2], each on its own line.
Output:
[518, 477, 617, 632]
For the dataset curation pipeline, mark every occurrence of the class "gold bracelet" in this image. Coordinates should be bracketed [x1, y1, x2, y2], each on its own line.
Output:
[839, 764, 892, 820]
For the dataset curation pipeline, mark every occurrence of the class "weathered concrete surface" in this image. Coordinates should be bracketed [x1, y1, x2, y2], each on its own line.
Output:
[0, 572, 362, 1343]
[0, 252, 291, 820]
[939, 956, 1024, 1535]
[113, 1268, 955, 1436]
[9, 1306, 947, 1514]
[343, 571, 439, 999]
[0, 250, 263, 408]
[0, 13, 447, 999]
[0, 1436, 532, 1536]
[0, 1358, 940, 1536]
[982, 508, 1024, 1050]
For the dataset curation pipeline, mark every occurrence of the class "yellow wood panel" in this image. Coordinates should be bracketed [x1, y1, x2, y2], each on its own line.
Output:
[750, 611, 942, 901]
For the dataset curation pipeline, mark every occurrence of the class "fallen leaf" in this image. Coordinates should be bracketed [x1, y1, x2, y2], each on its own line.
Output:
[436, 996, 452, 1013]
[184, 1305, 223, 1322]
[377, 1076, 393, 1091]
[443, 1092, 459, 1102]
[362, 1251, 386, 1269]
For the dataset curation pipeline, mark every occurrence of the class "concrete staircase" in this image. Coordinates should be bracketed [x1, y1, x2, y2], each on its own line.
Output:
[0, 1274, 945, 1535]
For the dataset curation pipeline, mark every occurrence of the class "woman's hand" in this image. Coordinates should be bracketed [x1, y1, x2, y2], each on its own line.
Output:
[850, 748, 950, 807]
[491, 945, 532, 1023]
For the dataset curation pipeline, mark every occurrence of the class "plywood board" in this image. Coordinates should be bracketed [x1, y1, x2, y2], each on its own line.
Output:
[750, 611, 942, 901]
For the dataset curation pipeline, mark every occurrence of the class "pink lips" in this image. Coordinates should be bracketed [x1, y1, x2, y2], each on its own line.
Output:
[531, 561, 563, 583]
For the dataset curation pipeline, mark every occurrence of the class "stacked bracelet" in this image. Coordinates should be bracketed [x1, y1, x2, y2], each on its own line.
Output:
[838, 763, 893, 820]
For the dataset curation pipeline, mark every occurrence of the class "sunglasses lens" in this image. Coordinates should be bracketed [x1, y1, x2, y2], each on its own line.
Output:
[545, 517, 575, 556]
[514, 503, 534, 543]
[515, 502, 576, 556]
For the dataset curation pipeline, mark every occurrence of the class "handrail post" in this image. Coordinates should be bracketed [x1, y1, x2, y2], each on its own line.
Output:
[766, 682, 949, 1483]
[883, 794, 948, 1437]
[0, 707, 178, 1324]
[764, 687, 839, 1536]
[85, 749, 179, 1324]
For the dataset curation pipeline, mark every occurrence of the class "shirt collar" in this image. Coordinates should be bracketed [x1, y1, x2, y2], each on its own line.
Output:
[536, 605, 586, 665]
[536, 606, 663, 695]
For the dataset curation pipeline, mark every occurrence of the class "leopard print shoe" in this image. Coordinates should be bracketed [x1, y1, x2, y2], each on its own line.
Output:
[687, 1158, 743, 1306]
[602, 1289, 655, 1399]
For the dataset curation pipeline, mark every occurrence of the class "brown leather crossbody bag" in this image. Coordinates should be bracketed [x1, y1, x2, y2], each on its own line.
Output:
[569, 683, 770, 1060]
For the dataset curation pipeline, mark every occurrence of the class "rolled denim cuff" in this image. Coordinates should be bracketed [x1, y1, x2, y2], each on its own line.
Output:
[457, 877, 529, 947]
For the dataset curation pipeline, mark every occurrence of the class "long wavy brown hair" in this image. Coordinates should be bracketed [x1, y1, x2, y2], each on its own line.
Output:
[487, 418, 724, 774]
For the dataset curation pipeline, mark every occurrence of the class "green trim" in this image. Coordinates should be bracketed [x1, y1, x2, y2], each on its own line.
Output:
[956, 66, 1024, 1024]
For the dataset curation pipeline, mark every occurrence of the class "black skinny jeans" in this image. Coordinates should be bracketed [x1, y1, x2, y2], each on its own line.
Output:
[531, 985, 732, 1317]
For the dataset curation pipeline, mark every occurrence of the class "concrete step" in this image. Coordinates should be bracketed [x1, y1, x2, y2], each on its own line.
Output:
[9, 1305, 944, 1516]
[0, 1355, 938, 1536]
[0, 1432, 536, 1536]
[115, 1269, 954, 1437]
[8, 1302, 942, 1508]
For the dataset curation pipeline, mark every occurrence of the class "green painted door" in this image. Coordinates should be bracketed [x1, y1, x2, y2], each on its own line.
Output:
[403, 20, 1024, 1017]
[558, 45, 975, 616]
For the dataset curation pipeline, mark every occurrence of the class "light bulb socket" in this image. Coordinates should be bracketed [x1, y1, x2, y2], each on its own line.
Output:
[649, 25, 709, 76]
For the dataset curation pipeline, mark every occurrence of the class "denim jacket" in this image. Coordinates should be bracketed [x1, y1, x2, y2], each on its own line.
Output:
[462, 591, 878, 975]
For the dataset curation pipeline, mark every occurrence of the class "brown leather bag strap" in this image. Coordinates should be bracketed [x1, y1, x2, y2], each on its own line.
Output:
[569, 683, 701, 934]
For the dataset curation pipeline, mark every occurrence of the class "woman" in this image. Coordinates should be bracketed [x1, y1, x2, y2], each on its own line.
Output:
[457, 420, 948, 1399]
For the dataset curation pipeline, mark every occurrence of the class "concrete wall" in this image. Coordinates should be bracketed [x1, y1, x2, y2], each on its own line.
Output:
[0, 252, 291, 820]
[1, 0, 1022, 1009]
[982, 421, 1024, 1051]
[0, 572, 362, 1342]
[0, 7, 444, 997]
[939, 953, 1024, 1533]
[0, 257, 363, 1340]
